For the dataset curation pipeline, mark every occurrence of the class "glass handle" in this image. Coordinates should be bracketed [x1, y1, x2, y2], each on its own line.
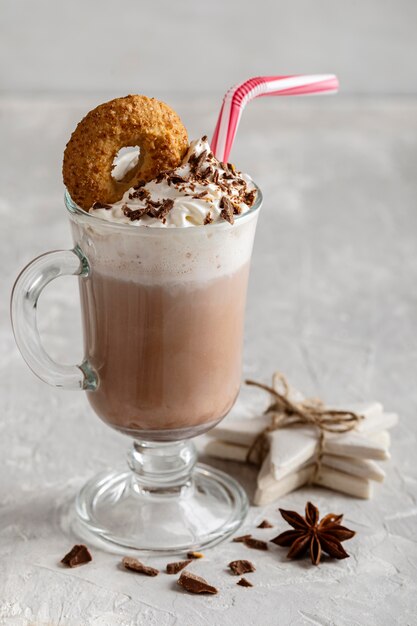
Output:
[10, 247, 97, 390]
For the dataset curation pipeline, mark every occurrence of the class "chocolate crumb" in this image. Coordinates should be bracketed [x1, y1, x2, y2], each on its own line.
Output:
[166, 560, 193, 575]
[147, 198, 162, 210]
[192, 150, 208, 174]
[187, 551, 204, 559]
[123, 205, 147, 221]
[237, 577, 253, 587]
[145, 198, 163, 217]
[193, 191, 208, 199]
[257, 520, 274, 529]
[201, 135, 208, 142]
[243, 537, 268, 551]
[122, 556, 159, 576]
[61, 544, 92, 568]
[157, 198, 174, 220]
[228, 559, 256, 576]
[168, 174, 186, 185]
[232, 534, 252, 543]
[129, 188, 150, 201]
[244, 189, 257, 207]
[154, 171, 167, 183]
[199, 165, 213, 179]
[232, 201, 243, 215]
[92, 202, 112, 210]
[177, 570, 218, 594]
[188, 152, 198, 167]
[129, 210, 147, 221]
[204, 212, 213, 225]
[228, 162, 237, 174]
[213, 170, 219, 184]
[219, 196, 234, 224]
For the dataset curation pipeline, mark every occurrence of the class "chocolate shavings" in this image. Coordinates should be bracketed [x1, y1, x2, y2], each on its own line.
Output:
[129, 188, 150, 201]
[157, 198, 174, 220]
[189, 150, 208, 174]
[237, 577, 253, 587]
[244, 189, 257, 207]
[122, 205, 147, 221]
[168, 175, 186, 185]
[219, 196, 235, 224]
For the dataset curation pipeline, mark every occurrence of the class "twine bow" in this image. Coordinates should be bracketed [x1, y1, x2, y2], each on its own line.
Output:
[245, 372, 364, 483]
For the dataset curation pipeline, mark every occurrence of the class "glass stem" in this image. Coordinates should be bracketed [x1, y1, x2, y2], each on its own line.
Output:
[128, 440, 197, 496]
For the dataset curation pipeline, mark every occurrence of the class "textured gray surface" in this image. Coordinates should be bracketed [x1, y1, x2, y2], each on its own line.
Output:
[1, 95, 417, 625]
[1, 0, 417, 95]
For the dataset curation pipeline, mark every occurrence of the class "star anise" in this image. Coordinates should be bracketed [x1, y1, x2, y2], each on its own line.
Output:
[271, 502, 355, 566]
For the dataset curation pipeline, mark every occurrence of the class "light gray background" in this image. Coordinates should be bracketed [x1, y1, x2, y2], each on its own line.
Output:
[1, 0, 417, 96]
[1, 2, 417, 625]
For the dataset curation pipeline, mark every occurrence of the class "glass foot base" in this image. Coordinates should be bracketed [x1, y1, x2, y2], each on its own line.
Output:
[75, 463, 248, 554]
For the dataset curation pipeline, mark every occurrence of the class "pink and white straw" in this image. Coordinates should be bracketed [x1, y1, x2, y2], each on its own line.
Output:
[211, 74, 339, 162]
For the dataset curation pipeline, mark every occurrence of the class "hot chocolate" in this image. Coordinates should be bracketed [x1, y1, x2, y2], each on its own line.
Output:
[72, 136, 259, 439]
[80, 264, 249, 438]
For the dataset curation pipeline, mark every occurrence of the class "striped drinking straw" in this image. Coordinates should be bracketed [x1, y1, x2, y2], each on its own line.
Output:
[211, 75, 339, 162]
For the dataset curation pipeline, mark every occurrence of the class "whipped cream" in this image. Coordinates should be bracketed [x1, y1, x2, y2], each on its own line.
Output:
[89, 138, 257, 227]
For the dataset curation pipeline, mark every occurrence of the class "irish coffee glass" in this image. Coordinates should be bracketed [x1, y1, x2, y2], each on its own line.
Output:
[11, 187, 262, 552]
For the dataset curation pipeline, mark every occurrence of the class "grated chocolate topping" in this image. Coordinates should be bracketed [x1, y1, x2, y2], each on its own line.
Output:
[90, 137, 257, 226]
[219, 196, 234, 224]
[129, 188, 150, 201]
[157, 198, 174, 220]
[122, 205, 148, 221]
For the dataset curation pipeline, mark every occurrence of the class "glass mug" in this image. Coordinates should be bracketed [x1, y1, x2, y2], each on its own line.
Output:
[11, 188, 262, 552]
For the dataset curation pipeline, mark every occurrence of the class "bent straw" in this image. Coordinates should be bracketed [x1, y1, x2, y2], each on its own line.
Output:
[211, 75, 339, 162]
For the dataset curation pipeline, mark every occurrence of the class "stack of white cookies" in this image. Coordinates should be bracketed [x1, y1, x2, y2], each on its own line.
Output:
[205, 388, 398, 505]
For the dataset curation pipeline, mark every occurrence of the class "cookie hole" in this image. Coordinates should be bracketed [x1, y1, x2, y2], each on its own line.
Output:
[112, 146, 141, 183]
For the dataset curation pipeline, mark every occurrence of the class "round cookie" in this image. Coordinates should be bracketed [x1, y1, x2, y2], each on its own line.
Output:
[63, 95, 188, 210]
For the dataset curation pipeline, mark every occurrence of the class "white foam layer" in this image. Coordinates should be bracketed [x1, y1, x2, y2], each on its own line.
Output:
[70, 209, 260, 285]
